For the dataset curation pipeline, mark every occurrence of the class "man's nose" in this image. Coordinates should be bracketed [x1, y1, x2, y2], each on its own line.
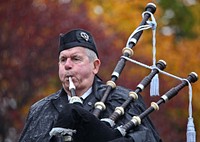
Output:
[64, 58, 73, 70]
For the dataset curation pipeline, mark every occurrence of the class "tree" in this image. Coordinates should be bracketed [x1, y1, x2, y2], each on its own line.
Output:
[0, 0, 118, 140]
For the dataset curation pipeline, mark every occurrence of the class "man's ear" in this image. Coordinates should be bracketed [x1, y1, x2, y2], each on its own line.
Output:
[93, 59, 101, 74]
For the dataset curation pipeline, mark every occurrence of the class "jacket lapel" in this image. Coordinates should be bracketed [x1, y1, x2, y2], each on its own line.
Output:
[51, 88, 69, 113]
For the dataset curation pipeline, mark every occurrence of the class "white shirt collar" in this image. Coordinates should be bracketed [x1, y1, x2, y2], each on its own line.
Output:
[80, 87, 92, 100]
[68, 87, 92, 101]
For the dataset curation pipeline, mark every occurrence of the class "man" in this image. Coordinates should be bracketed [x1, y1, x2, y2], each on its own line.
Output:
[19, 29, 161, 142]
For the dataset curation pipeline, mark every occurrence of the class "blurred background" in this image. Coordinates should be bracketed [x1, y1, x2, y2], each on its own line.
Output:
[0, 0, 199, 141]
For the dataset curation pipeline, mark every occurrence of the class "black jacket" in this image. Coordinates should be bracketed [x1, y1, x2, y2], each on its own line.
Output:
[19, 77, 161, 142]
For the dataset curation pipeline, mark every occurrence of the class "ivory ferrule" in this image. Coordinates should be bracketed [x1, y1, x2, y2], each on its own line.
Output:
[129, 38, 137, 45]
[161, 95, 168, 102]
[131, 116, 141, 126]
[122, 47, 134, 57]
[137, 84, 144, 90]
[106, 80, 116, 89]
[94, 102, 106, 111]
[151, 102, 159, 111]
[115, 107, 124, 115]
[112, 71, 119, 78]
[129, 91, 138, 100]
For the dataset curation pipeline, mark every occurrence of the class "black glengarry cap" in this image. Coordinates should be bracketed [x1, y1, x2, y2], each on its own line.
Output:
[59, 29, 98, 57]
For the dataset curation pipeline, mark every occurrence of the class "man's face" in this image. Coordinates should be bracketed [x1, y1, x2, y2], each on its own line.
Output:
[58, 47, 100, 94]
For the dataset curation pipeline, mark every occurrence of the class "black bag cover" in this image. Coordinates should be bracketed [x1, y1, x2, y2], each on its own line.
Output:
[52, 103, 122, 142]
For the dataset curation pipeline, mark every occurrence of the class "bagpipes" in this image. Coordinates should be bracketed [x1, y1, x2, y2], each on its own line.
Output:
[49, 3, 198, 142]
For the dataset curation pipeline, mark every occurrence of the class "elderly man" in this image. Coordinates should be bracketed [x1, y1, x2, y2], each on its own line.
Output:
[19, 29, 161, 142]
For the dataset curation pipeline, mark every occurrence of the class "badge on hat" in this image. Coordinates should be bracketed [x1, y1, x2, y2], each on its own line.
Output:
[80, 32, 89, 41]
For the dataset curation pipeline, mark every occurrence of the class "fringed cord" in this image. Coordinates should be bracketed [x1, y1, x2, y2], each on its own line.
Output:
[126, 11, 159, 96]
[146, 12, 159, 96]
[126, 11, 155, 48]
[121, 56, 196, 142]
[123, 10, 195, 142]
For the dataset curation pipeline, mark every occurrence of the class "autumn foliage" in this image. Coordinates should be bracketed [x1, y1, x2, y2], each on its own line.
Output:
[0, 0, 199, 141]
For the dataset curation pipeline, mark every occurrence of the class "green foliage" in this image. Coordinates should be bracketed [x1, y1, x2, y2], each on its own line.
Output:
[158, 0, 196, 38]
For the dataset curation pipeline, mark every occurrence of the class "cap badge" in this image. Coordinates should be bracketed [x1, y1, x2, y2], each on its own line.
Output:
[80, 32, 89, 41]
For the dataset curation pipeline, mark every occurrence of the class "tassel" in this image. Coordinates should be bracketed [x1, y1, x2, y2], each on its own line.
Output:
[150, 74, 159, 96]
[187, 117, 196, 142]
[149, 14, 158, 97]
[187, 82, 196, 142]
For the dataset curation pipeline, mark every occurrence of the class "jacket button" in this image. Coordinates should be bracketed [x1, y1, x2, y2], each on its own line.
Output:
[88, 102, 92, 106]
